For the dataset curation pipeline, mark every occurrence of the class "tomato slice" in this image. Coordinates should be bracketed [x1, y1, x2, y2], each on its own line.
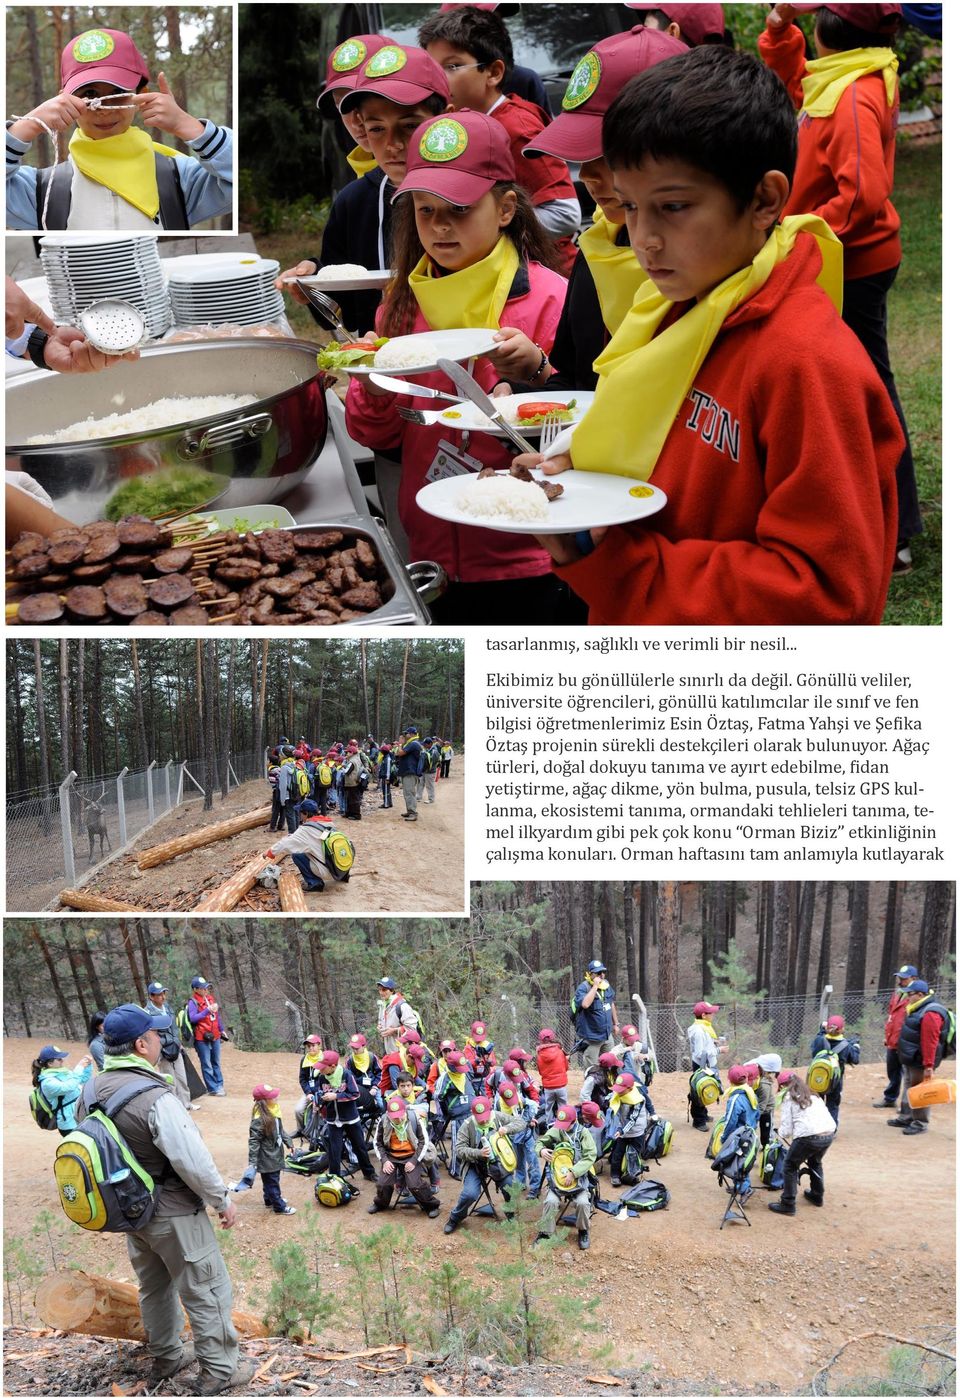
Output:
[516, 401, 566, 420]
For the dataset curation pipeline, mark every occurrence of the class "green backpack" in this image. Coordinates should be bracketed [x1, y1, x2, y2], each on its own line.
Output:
[807, 1050, 841, 1096]
[296, 767, 312, 798]
[29, 1082, 58, 1131]
[54, 1078, 163, 1233]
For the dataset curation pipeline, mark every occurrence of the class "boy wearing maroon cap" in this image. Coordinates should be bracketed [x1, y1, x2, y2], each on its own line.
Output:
[525, 45, 901, 627]
[492, 26, 686, 393]
[443, 1096, 526, 1233]
[7, 26, 232, 231]
[759, 2, 920, 572]
[810, 1013, 860, 1124]
[345, 109, 569, 626]
[536, 1103, 597, 1249]
[630, 5, 728, 46]
[317, 34, 388, 179]
[417, 6, 580, 272]
[278, 44, 450, 333]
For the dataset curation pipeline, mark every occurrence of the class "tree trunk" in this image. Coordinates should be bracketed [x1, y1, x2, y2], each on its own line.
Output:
[130, 640, 149, 766]
[220, 639, 236, 799]
[623, 883, 639, 1007]
[59, 638, 72, 779]
[61, 922, 90, 1028]
[9, 643, 28, 794]
[656, 881, 680, 1070]
[118, 919, 146, 1004]
[878, 881, 904, 988]
[815, 883, 834, 990]
[202, 642, 217, 811]
[600, 882, 619, 990]
[770, 882, 790, 1003]
[918, 882, 954, 980]
[279, 869, 308, 912]
[844, 882, 870, 1011]
[397, 640, 411, 725]
[33, 927, 78, 1038]
[35, 1271, 267, 1341]
[794, 881, 816, 1000]
[194, 855, 269, 913]
[137, 805, 272, 868]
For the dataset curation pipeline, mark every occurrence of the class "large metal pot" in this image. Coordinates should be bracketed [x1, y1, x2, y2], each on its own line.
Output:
[5, 339, 328, 524]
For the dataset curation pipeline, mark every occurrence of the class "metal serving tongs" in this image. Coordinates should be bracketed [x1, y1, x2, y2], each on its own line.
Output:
[295, 285, 355, 343]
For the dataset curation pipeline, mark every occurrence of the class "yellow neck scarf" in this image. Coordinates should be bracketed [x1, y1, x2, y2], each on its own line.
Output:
[610, 1087, 642, 1110]
[724, 1083, 758, 1110]
[69, 128, 182, 220]
[303, 1049, 323, 1067]
[253, 1101, 282, 1119]
[578, 208, 648, 336]
[347, 144, 379, 179]
[801, 48, 898, 118]
[695, 1018, 718, 1039]
[351, 1050, 371, 1072]
[571, 214, 842, 481]
[409, 235, 519, 332]
[447, 1071, 467, 1091]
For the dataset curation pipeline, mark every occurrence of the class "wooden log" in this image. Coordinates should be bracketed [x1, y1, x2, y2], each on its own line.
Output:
[193, 854, 269, 913]
[278, 869, 308, 912]
[136, 805, 272, 870]
[35, 1270, 267, 1340]
[58, 889, 144, 912]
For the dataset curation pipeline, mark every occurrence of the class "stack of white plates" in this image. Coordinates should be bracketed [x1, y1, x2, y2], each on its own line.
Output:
[40, 233, 172, 339]
[165, 253, 285, 327]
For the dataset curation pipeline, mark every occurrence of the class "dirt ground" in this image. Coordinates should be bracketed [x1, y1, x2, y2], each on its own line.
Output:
[3, 1038, 954, 1395]
[48, 775, 466, 916]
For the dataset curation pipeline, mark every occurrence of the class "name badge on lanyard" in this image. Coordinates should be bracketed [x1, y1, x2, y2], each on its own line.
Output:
[425, 438, 484, 484]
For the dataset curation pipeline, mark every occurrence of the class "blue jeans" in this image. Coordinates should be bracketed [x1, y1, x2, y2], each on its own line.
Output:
[292, 852, 324, 891]
[513, 1131, 542, 1195]
[261, 1171, 288, 1211]
[194, 1037, 223, 1093]
[449, 1164, 516, 1224]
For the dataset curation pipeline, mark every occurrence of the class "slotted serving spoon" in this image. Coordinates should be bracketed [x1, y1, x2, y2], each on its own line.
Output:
[77, 300, 146, 355]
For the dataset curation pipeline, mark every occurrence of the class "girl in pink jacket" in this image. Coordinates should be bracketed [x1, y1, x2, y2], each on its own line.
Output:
[345, 110, 568, 625]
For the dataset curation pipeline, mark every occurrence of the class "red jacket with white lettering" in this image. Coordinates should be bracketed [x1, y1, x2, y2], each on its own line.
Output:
[557, 234, 901, 626]
[758, 21, 901, 280]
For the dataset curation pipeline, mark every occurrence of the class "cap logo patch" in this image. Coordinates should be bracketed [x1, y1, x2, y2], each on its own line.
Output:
[365, 45, 407, 77]
[562, 50, 601, 110]
[420, 117, 469, 162]
[332, 39, 367, 72]
[73, 29, 115, 63]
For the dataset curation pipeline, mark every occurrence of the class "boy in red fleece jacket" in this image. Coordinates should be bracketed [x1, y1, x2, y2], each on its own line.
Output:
[536, 1029, 570, 1115]
[759, 2, 920, 569]
[525, 46, 902, 626]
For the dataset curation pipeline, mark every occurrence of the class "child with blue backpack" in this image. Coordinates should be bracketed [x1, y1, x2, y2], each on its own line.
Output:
[718, 1065, 760, 1197]
[495, 1080, 541, 1198]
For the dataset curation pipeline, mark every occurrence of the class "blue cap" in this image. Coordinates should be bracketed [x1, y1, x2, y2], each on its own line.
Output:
[279, 736, 289, 744]
[403, 726, 418, 735]
[300, 799, 319, 816]
[38, 1044, 69, 1064]
[147, 982, 167, 995]
[378, 977, 397, 990]
[587, 959, 607, 974]
[897, 965, 919, 979]
[191, 976, 211, 990]
[907, 979, 930, 995]
[103, 1003, 173, 1045]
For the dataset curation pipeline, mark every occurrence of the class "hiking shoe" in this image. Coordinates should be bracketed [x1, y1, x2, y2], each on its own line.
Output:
[887, 1116, 911, 1127]
[578, 1230, 590, 1251]
[275, 1205, 296, 1215]
[427, 1205, 441, 1218]
[803, 1191, 824, 1207]
[534, 1232, 551, 1245]
[902, 1121, 927, 1135]
[443, 1220, 458, 1234]
[873, 1099, 898, 1108]
[692, 1122, 710, 1132]
[768, 1201, 796, 1216]
[368, 1203, 385, 1214]
[196, 1359, 256, 1396]
[149, 1343, 195, 1381]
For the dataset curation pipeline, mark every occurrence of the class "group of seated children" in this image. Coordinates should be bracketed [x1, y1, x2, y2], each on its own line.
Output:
[277, 2, 915, 627]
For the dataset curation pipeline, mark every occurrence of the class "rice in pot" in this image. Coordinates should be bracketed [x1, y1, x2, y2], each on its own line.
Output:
[26, 394, 258, 445]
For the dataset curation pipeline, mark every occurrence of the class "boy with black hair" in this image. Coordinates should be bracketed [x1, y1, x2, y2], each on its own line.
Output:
[528, 45, 901, 627]
[278, 45, 450, 332]
[418, 6, 580, 271]
[631, 4, 728, 46]
[759, 2, 920, 572]
[7, 27, 232, 231]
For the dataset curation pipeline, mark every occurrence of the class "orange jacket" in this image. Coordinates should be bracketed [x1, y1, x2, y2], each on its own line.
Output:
[537, 1042, 569, 1089]
[758, 22, 902, 279]
[557, 236, 901, 626]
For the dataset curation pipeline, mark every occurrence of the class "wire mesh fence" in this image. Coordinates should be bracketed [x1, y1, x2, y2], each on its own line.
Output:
[5, 748, 267, 912]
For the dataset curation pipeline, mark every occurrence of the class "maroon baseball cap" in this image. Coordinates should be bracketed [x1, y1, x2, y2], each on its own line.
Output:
[524, 27, 687, 163]
[554, 1103, 579, 1129]
[613, 1072, 635, 1093]
[321, 34, 387, 100]
[789, 3, 901, 30]
[471, 1097, 493, 1121]
[650, 4, 726, 44]
[393, 110, 515, 206]
[728, 1065, 747, 1085]
[61, 28, 150, 94]
[340, 44, 450, 114]
[694, 1001, 720, 1017]
[507, 1047, 531, 1063]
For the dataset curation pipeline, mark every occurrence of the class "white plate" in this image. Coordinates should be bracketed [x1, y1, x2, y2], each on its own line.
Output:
[343, 328, 500, 379]
[417, 467, 668, 534]
[292, 268, 394, 292]
[432, 389, 596, 437]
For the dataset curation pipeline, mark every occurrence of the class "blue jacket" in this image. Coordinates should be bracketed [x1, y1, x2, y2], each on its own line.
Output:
[38, 1062, 93, 1131]
[720, 1086, 760, 1143]
[396, 739, 423, 778]
[810, 1031, 860, 1079]
[5, 120, 233, 231]
[574, 980, 615, 1043]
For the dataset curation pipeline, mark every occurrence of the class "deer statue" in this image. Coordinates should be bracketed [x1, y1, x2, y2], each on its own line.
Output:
[78, 783, 112, 863]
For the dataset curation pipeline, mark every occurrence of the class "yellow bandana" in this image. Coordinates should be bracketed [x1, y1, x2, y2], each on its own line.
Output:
[610, 1086, 642, 1110]
[252, 1100, 282, 1118]
[723, 1083, 758, 1110]
[409, 234, 520, 331]
[351, 1050, 371, 1072]
[800, 48, 898, 119]
[302, 1049, 323, 1067]
[570, 214, 842, 481]
[578, 208, 648, 336]
[696, 1018, 718, 1040]
[347, 144, 379, 179]
[69, 127, 182, 220]
[447, 1071, 467, 1091]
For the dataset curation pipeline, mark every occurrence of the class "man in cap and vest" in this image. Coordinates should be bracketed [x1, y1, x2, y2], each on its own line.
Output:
[77, 1004, 252, 1396]
[875, 964, 920, 1111]
[376, 977, 420, 1054]
[143, 981, 191, 1109]
[188, 977, 227, 1097]
[536, 1102, 597, 1250]
[573, 960, 619, 1068]
[893, 980, 950, 1135]
[396, 727, 424, 820]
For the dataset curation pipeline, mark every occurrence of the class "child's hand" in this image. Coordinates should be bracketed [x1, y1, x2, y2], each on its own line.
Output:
[484, 328, 543, 380]
[276, 262, 318, 304]
[542, 451, 573, 476]
[767, 4, 798, 26]
[9, 94, 88, 141]
[382, 1159, 395, 1175]
[134, 73, 204, 142]
[532, 527, 609, 566]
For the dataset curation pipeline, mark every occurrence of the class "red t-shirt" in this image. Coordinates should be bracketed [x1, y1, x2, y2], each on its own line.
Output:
[489, 94, 578, 274]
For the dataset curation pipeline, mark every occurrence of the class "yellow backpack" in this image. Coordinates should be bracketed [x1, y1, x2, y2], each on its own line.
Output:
[323, 831, 355, 881]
